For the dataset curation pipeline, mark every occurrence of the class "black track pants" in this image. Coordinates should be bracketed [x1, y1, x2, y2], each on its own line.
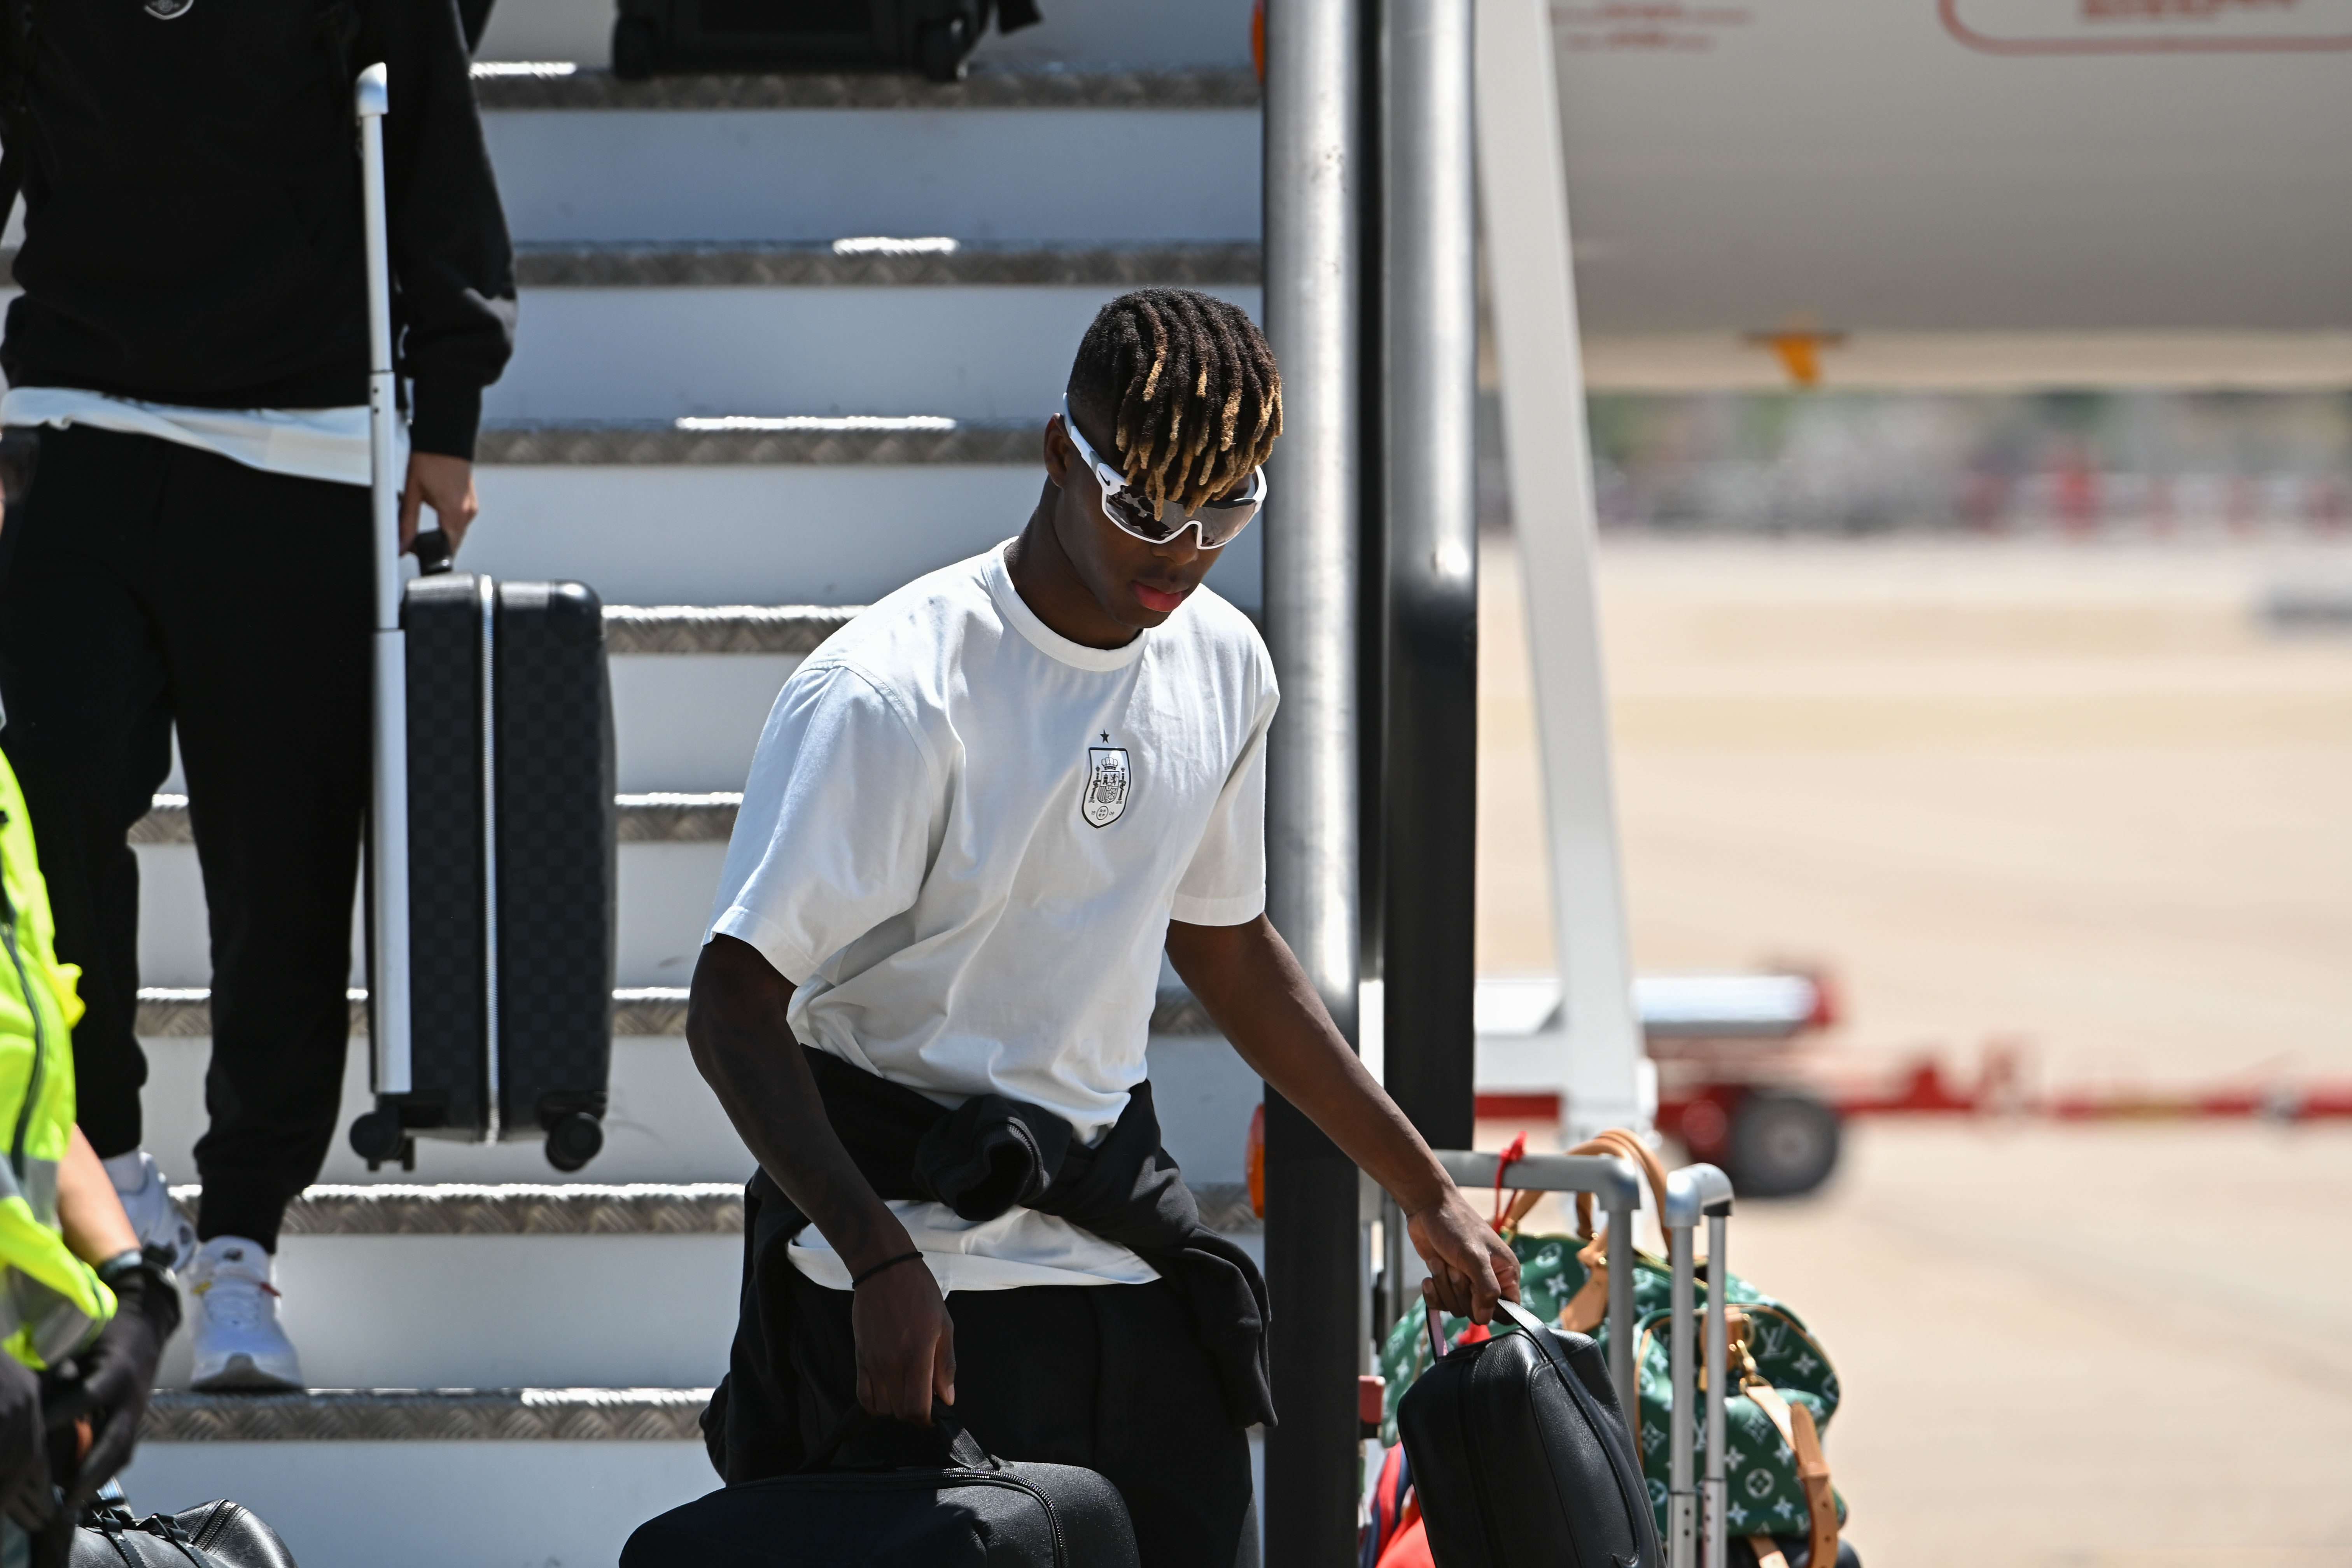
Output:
[765, 1266, 1258, 1568]
[0, 424, 371, 1251]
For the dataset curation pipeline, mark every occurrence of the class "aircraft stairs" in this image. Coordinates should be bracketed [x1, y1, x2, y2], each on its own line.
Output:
[119, 5, 1270, 1561]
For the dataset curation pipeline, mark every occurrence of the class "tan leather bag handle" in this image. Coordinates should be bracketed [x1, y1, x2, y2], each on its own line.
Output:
[1550, 1127, 1670, 1334]
[1744, 1382, 1839, 1568]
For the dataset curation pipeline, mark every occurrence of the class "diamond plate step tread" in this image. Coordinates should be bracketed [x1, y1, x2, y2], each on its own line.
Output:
[132, 984, 1218, 1038]
[169, 1183, 746, 1236]
[158, 1178, 1257, 1236]
[476, 418, 1039, 466]
[134, 791, 744, 845]
[144, 1387, 711, 1443]
[516, 240, 1262, 289]
[604, 603, 859, 654]
[471, 63, 1260, 112]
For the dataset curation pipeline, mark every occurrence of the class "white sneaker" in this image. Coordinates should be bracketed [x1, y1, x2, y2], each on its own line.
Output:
[187, 1236, 303, 1392]
[101, 1150, 196, 1273]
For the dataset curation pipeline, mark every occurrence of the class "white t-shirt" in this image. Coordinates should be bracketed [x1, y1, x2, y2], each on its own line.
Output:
[0, 387, 397, 487]
[707, 541, 1278, 1291]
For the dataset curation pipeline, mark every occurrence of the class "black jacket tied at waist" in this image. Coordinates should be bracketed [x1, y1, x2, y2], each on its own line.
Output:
[705, 1047, 1274, 1481]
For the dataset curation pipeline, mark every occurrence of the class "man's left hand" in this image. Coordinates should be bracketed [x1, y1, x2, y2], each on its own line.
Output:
[45, 1257, 180, 1512]
[1408, 1186, 1521, 1326]
[399, 452, 479, 555]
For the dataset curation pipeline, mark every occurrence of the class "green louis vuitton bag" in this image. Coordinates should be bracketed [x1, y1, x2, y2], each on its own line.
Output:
[1376, 1133, 1848, 1561]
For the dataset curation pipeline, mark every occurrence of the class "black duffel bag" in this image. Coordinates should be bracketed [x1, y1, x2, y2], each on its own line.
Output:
[624, 1407, 1139, 1568]
[63, 1501, 298, 1568]
[1400, 1298, 1664, 1568]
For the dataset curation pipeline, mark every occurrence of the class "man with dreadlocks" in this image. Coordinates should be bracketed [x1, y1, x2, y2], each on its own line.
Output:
[680, 290, 1516, 1565]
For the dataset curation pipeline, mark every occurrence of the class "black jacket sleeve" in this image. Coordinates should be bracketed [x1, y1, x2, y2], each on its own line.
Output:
[368, 0, 516, 458]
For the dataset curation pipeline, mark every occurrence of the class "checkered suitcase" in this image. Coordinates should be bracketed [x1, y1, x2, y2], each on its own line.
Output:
[348, 70, 614, 1173]
[352, 574, 617, 1172]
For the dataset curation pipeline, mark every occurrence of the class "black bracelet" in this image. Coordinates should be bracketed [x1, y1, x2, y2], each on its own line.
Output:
[851, 1250, 926, 1288]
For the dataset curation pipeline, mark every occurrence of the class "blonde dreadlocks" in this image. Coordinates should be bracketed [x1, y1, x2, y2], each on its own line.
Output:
[1066, 289, 1283, 515]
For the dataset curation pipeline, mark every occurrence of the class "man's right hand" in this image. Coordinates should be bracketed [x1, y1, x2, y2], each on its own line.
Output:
[849, 1256, 955, 1426]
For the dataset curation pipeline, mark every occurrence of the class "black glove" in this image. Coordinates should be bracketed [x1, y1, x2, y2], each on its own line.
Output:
[45, 1253, 180, 1512]
[0, 1351, 52, 1532]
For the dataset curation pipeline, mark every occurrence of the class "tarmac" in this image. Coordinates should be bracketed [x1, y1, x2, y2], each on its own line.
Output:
[1473, 534, 2352, 1565]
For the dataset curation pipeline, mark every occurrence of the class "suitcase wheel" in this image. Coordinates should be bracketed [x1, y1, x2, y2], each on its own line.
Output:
[544, 1112, 605, 1173]
[349, 1109, 416, 1172]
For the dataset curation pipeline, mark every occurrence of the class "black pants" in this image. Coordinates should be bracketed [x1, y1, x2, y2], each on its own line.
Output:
[775, 1268, 1257, 1568]
[0, 424, 372, 1250]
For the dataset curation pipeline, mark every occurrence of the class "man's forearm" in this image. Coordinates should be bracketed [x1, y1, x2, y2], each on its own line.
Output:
[1166, 917, 1454, 1214]
[686, 936, 916, 1272]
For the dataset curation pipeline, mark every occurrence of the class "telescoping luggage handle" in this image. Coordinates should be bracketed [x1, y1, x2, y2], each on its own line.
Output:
[1664, 1162, 1735, 1568]
[355, 63, 412, 1101]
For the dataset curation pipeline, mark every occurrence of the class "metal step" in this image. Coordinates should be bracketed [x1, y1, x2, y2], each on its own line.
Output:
[130, 993, 1260, 1193]
[137, 1180, 1251, 1386]
[489, 284, 1262, 423]
[132, 985, 1220, 1042]
[481, 79, 1260, 246]
[166, 1179, 1256, 1238]
[463, 457, 1264, 611]
[133, 793, 745, 847]
[121, 1390, 717, 1568]
[473, 63, 1259, 112]
[516, 238, 1260, 289]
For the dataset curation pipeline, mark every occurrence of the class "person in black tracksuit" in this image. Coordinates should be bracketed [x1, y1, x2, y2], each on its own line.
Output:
[0, 0, 514, 1390]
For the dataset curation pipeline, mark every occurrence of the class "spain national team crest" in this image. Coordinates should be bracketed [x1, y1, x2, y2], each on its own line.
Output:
[1082, 746, 1131, 829]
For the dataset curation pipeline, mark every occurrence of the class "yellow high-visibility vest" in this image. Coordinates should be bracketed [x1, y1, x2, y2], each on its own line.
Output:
[0, 752, 114, 1368]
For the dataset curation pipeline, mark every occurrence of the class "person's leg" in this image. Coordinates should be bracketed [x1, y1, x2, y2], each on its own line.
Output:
[784, 1274, 1253, 1568]
[1083, 1281, 1256, 1568]
[154, 445, 372, 1252]
[0, 427, 178, 1163]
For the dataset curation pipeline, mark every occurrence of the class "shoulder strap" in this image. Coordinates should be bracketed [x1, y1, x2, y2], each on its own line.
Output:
[1743, 1382, 1839, 1568]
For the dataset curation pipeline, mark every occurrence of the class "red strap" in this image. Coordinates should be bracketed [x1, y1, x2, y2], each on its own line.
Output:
[1491, 1132, 1528, 1227]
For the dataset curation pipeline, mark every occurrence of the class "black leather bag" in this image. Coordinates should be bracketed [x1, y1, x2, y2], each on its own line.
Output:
[65, 1502, 298, 1568]
[624, 1409, 1139, 1568]
[1399, 1298, 1664, 1568]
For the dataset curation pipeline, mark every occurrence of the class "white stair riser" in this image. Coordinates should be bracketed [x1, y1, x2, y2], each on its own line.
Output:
[120, 1441, 715, 1568]
[466, 464, 1267, 611]
[477, 0, 1257, 70]
[486, 109, 1262, 245]
[491, 284, 1263, 422]
[130, 1031, 1257, 1190]
[471, 463, 1045, 606]
[134, 840, 736, 990]
[156, 1234, 738, 1391]
[612, 653, 800, 793]
[136, 1036, 756, 1187]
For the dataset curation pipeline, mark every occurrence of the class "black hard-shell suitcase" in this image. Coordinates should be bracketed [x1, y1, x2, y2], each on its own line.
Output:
[351, 574, 617, 1172]
[1400, 1298, 1664, 1568]
[621, 1414, 1141, 1568]
[349, 75, 615, 1174]
[611, 0, 1042, 84]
